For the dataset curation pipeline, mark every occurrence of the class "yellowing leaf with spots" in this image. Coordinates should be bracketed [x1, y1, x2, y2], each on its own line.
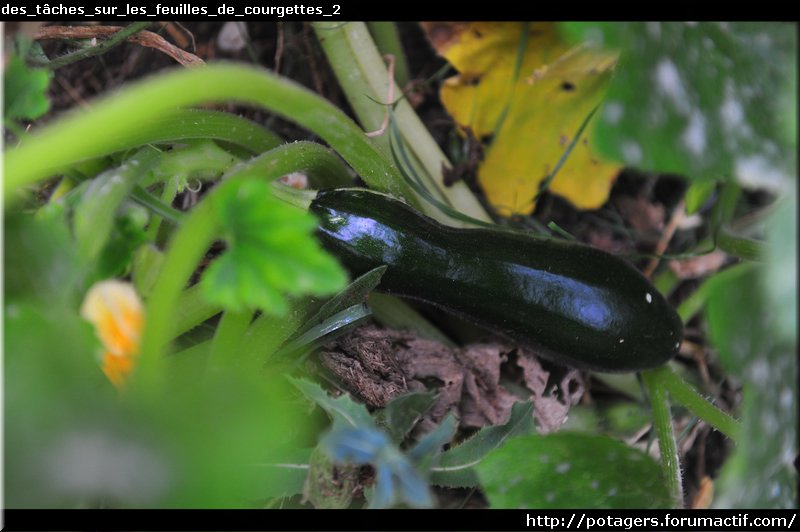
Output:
[424, 22, 622, 215]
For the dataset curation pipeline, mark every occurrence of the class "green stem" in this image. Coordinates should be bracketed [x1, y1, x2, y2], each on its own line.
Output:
[642, 369, 683, 508]
[143, 179, 182, 241]
[5, 63, 414, 204]
[222, 141, 353, 189]
[112, 108, 281, 156]
[119, 108, 283, 155]
[312, 22, 491, 223]
[134, 194, 219, 393]
[366, 22, 410, 87]
[172, 283, 222, 339]
[268, 182, 317, 211]
[208, 309, 253, 372]
[140, 140, 240, 187]
[650, 366, 740, 441]
[716, 225, 765, 261]
[41, 22, 151, 70]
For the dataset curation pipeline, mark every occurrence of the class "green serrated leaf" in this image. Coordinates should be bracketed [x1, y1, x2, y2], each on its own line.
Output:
[409, 413, 458, 467]
[375, 390, 438, 443]
[4, 54, 52, 122]
[203, 179, 348, 314]
[430, 401, 535, 488]
[289, 377, 376, 431]
[585, 22, 796, 186]
[476, 433, 672, 508]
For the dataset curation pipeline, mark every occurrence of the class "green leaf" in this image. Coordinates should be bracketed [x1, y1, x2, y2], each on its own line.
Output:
[475, 433, 672, 508]
[577, 22, 796, 185]
[684, 180, 717, 215]
[430, 401, 535, 488]
[89, 203, 150, 283]
[408, 413, 458, 466]
[375, 390, 438, 443]
[710, 187, 797, 508]
[202, 179, 348, 314]
[289, 377, 376, 431]
[3, 54, 52, 122]
[274, 303, 372, 362]
[292, 265, 387, 340]
[705, 269, 765, 376]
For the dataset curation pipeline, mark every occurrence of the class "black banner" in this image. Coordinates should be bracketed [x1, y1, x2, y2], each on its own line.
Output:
[3, 508, 799, 531]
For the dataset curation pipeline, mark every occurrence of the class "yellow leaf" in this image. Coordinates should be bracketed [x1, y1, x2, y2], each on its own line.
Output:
[80, 280, 144, 389]
[425, 22, 622, 215]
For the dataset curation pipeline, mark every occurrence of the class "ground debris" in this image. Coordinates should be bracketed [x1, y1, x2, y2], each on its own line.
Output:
[319, 324, 584, 435]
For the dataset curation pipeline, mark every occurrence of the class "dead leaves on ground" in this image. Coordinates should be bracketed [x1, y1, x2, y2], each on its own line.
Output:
[319, 325, 584, 436]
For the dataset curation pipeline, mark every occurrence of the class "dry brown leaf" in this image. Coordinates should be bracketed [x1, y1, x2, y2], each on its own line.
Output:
[321, 325, 585, 436]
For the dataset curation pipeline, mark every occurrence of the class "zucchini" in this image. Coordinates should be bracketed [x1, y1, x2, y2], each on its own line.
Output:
[309, 188, 683, 372]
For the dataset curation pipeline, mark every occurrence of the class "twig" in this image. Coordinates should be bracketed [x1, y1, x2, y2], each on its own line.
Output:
[644, 200, 685, 278]
[162, 21, 195, 52]
[35, 24, 204, 68]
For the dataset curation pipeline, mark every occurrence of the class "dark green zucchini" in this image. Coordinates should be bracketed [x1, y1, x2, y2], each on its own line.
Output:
[309, 188, 683, 372]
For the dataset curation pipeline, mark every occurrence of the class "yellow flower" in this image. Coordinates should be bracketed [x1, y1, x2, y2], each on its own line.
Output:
[80, 280, 144, 389]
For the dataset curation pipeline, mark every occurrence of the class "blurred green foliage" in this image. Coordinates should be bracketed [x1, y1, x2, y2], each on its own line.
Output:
[562, 22, 796, 185]
[5, 193, 305, 508]
[476, 433, 672, 508]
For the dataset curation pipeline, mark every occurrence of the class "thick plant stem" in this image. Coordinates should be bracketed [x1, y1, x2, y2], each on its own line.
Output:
[651, 366, 741, 441]
[642, 369, 683, 508]
[366, 22, 410, 87]
[208, 309, 253, 372]
[4, 63, 416, 206]
[134, 196, 218, 393]
[313, 21, 491, 224]
[222, 141, 353, 189]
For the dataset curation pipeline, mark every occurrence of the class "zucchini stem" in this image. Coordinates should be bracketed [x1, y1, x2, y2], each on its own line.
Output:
[642, 369, 684, 508]
[651, 366, 741, 441]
